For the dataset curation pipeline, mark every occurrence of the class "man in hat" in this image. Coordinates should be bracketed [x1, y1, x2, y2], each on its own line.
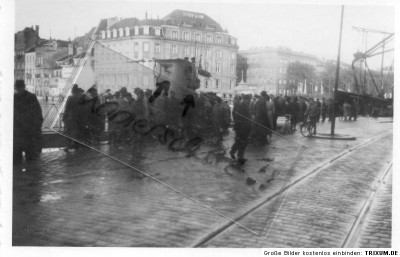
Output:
[13, 80, 43, 163]
[230, 94, 252, 164]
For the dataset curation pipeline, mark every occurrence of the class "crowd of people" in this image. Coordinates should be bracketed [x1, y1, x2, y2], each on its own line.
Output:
[14, 78, 369, 164]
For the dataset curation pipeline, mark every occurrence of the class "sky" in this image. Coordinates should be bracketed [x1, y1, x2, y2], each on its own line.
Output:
[14, 0, 395, 69]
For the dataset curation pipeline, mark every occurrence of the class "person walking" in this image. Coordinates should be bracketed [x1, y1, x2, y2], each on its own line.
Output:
[230, 94, 252, 165]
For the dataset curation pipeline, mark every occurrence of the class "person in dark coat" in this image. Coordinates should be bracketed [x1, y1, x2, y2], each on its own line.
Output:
[212, 97, 224, 141]
[298, 96, 307, 123]
[13, 80, 43, 163]
[78, 86, 102, 143]
[230, 94, 252, 164]
[288, 97, 300, 130]
[63, 84, 82, 148]
[221, 100, 231, 134]
[253, 91, 268, 144]
[273, 95, 282, 130]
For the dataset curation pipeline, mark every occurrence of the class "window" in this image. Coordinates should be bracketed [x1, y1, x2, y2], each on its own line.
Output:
[216, 79, 219, 89]
[205, 62, 210, 71]
[217, 36, 222, 44]
[172, 45, 177, 54]
[216, 63, 221, 73]
[206, 35, 212, 43]
[231, 52, 235, 60]
[143, 42, 150, 52]
[206, 49, 211, 57]
[217, 50, 222, 58]
[279, 80, 282, 85]
[205, 79, 209, 89]
[195, 33, 201, 42]
[134, 42, 139, 58]
[283, 80, 286, 84]
[172, 31, 178, 39]
[184, 32, 190, 41]
[230, 64, 235, 74]
[155, 43, 161, 53]
[184, 46, 190, 55]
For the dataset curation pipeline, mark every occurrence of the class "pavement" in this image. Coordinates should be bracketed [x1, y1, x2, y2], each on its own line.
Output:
[12, 116, 393, 247]
[355, 168, 392, 248]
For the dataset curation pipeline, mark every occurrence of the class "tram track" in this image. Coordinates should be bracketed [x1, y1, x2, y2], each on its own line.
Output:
[342, 162, 392, 247]
[192, 130, 393, 247]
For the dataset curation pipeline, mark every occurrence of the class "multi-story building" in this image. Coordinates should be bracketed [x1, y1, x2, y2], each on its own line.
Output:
[239, 46, 319, 96]
[92, 9, 238, 96]
[14, 26, 41, 81]
[23, 40, 69, 96]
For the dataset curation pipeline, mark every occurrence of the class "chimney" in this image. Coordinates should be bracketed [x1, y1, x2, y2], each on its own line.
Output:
[35, 25, 39, 36]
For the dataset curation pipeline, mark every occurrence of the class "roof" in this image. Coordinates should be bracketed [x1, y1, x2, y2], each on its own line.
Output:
[56, 55, 72, 62]
[96, 9, 225, 33]
[162, 9, 224, 32]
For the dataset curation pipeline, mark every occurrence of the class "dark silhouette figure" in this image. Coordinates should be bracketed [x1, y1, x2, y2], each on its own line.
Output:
[13, 80, 43, 163]
[230, 94, 252, 164]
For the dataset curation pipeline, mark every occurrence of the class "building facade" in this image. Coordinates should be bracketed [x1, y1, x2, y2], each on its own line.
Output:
[93, 9, 238, 96]
[14, 26, 40, 81]
[23, 40, 69, 96]
[239, 46, 319, 96]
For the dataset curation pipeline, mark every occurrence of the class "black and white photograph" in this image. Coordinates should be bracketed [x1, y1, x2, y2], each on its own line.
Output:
[0, 0, 398, 255]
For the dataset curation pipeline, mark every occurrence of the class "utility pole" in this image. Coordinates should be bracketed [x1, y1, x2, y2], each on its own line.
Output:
[331, 5, 344, 136]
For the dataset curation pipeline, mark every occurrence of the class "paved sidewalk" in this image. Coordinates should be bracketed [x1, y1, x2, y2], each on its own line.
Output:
[12, 117, 393, 246]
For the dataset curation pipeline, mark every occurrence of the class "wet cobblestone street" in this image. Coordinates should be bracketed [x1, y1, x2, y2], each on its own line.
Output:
[12, 117, 393, 247]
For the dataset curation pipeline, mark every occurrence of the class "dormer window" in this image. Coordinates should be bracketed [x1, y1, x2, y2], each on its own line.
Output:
[155, 28, 161, 36]
[125, 27, 130, 36]
[143, 26, 149, 35]
[106, 30, 111, 38]
[172, 31, 178, 39]
[101, 30, 106, 39]
[112, 29, 117, 38]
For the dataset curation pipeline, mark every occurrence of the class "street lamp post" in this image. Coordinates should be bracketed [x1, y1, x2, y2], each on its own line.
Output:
[331, 5, 344, 136]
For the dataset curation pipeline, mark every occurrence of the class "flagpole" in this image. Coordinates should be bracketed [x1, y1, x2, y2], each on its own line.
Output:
[331, 5, 344, 136]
